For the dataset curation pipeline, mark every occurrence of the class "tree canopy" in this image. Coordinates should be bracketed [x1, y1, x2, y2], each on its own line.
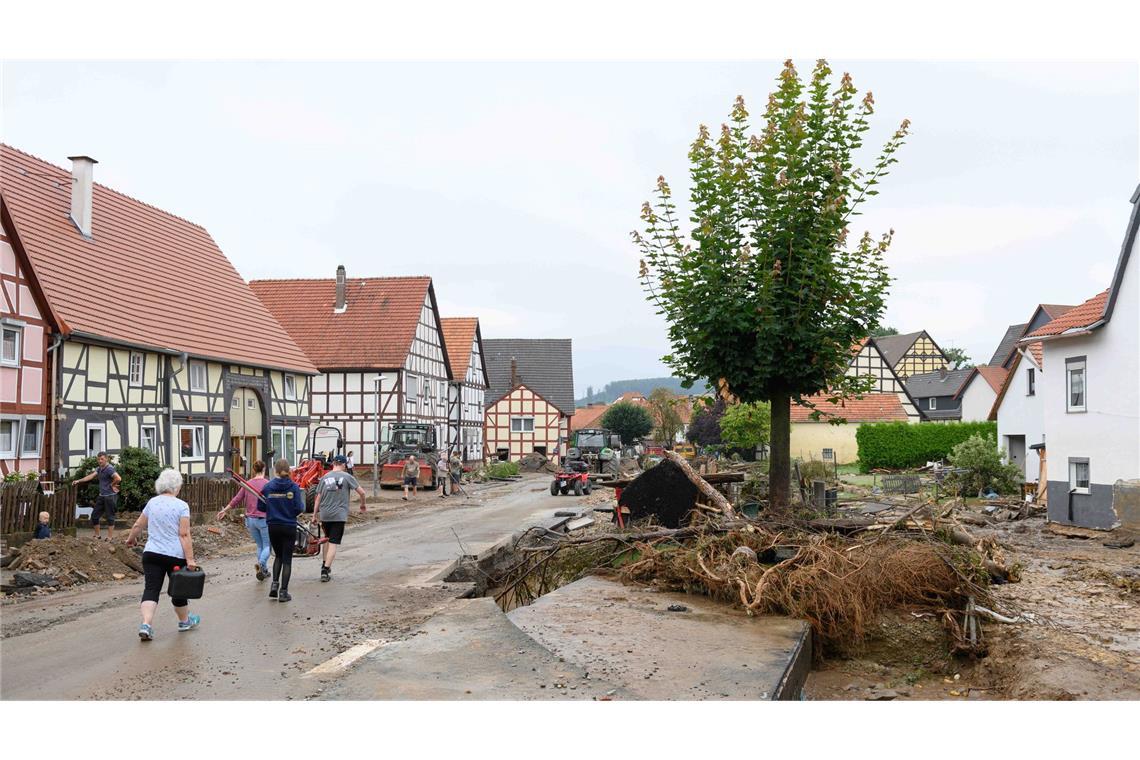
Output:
[719, 401, 772, 451]
[646, 387, 684, 442]
[600, 402, 655, 445]
[635, 59, 908, 507]
[687, 398, 725, 447]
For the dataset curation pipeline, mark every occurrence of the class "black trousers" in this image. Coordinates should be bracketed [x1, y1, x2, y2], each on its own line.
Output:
[268, 523, 295, 589]
[142, 551, 188, 607]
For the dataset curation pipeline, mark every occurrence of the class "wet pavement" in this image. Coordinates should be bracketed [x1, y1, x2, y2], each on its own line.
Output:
[0, 477, 559, 700]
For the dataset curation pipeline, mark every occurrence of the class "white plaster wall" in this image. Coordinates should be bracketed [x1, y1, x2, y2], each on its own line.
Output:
[1043, 235, 1140, 488]
[996, 354, 1044, 483]
[959, 379, 995, 423]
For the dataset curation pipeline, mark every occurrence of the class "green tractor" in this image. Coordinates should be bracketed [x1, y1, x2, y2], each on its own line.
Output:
[567, 428, 622, 477]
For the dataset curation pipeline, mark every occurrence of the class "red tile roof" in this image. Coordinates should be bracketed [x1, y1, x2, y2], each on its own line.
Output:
[441, 317, 478, 382]
[0, 144, 317, 374]
[250, 276, 434, 370]
[1027, 341, 1043, 368]
[1024, 290, 1109, 339]
[791, 393, 908, 423]
[975, 365, 1008, 394]
[571, 403, 609, 431]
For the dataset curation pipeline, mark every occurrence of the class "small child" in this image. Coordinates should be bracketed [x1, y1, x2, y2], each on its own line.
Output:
[33, 511, 51, 540]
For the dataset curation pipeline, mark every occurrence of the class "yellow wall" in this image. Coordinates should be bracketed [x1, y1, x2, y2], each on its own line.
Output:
[790, 422, 861, 464]
[897, 336, 948, 379]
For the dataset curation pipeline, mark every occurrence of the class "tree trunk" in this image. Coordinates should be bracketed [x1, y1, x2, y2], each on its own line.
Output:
[663, 450, 735, 518]
[769, 391, 791, 512]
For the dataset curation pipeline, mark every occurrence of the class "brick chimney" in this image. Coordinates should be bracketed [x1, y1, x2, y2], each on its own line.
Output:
[334, 265, 347, 313]
[68, 155, 97, 238]
[510, 357, 518, 388]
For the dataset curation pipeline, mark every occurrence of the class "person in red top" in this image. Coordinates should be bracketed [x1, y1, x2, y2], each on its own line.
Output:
[216, 460, 271, 580]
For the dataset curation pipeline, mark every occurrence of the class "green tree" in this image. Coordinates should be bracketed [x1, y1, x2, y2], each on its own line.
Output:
[719, 401, 771, 451]
[942, 346, 973, 370]
[945, 434, 1022, 496]
[687, 398, 725, 447]
[65, 447, 163, 510]
[600, 401, 655, 445]
[646, 387, 684, 443]
[635, 59, 908, 509]
[870, 326, 899, 337]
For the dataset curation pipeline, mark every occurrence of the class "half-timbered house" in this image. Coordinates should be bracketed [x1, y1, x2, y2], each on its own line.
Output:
[441, 317, 488, 464]
[0, 145, 317, 478]
[874, 330, 949, 379]
[845, 338, 924, 422]
[251, 268, 454, 469]
[0, 204, 56, 476]
[483, 339, 574, 462]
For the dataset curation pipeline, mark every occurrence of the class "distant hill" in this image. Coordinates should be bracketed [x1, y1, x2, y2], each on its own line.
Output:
[576, 377, 711, 406]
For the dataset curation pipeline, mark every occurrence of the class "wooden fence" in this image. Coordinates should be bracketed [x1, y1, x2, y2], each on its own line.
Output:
[1, 483, 78, 535]
[1, 478, 240, 536]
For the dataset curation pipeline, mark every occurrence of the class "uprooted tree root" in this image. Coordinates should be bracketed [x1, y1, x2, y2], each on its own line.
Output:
[497, 518, 999, 657]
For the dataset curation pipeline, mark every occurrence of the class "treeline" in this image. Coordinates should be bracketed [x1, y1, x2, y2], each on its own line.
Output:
[576, 377, 710, 406]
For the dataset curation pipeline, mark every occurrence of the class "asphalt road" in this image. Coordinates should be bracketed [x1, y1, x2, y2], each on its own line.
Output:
[0, 476, 562, 700]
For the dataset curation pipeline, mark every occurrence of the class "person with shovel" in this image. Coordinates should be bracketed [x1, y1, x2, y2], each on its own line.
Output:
[310, 455, 366, 582]
[261, 458, 306, 603]
[217, 459, 271, 581]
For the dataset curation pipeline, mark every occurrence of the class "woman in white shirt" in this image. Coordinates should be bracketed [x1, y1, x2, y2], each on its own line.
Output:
[125, 468, 201, 641]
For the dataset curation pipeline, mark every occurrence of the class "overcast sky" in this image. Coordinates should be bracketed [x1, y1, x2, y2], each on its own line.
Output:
[2, 61, 1136, 394]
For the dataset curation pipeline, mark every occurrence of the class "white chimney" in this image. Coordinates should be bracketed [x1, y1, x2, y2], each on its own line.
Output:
[68, 155, 98, 238]
[334, 264, 347, 313]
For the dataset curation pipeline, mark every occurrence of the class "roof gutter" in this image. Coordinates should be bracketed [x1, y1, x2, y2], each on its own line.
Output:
[1018, 320, 1106, 346]
[67, 331, 319, 375]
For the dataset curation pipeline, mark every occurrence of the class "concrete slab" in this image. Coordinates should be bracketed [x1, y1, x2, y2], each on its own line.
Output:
[317, 597, 632, 700]
[508, 576, 811, 700]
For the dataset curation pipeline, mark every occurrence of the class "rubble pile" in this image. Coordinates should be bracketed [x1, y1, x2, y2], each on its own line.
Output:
[3, 535, 143, 589]
[617, 459, 700, 529]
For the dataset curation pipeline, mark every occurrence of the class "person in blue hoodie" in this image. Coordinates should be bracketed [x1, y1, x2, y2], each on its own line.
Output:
[260, 458, 305, 603]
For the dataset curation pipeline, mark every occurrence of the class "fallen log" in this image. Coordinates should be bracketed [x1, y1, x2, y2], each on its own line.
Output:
[663, 450, 735, 519]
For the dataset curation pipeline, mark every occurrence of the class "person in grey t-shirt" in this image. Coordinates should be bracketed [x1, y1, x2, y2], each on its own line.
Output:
[310, 455, 366, 582]
[74, 452, 122, 541]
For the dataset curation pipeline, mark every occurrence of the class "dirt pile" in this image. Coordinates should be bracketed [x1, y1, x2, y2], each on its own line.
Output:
[4, 535, 143, 588]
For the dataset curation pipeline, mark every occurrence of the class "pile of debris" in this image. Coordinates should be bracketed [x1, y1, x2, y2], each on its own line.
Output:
[519, 452, 556, 473]
[3, 535, 144, 591]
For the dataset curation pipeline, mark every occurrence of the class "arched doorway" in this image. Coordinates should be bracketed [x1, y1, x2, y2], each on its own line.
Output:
[229, 387, 265, 477]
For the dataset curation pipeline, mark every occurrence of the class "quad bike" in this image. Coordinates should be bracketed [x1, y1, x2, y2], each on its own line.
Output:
[551, 449, 593, 496]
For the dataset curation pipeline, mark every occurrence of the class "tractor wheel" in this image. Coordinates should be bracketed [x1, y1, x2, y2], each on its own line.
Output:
[573, 479, 583, 496]
[304, 485, 318, 513]
[550, 480, 559, 496]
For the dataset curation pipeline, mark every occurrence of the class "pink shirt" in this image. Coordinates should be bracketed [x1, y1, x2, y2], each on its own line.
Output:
[228, 476, 269, 518]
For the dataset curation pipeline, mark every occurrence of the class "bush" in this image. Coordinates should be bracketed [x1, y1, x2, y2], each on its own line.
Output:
[855, 421, 997, 472]
[64, 447, 163, 510]
[486, 461, 520, 478]
[945, 434, 1023, 496]
[798, 459, 834, 484]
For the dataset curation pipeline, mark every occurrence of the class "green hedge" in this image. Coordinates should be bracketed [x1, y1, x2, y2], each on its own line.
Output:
[856, 421, 997, 472]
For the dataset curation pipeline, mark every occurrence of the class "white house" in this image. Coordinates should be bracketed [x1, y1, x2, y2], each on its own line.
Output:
[1020, 184, 1140, 530]
[956, 365, 1007, 423]
[990, 344, 1045, 482]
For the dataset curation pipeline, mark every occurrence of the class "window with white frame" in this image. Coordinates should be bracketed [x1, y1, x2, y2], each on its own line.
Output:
[140, 425, 157, 454]
[1, 326, 21, 367]
[128, 352, 144, 387]
[231, 396, 240, 408]
[0, 419, 17, 458]
[189, 360, 208, 392]
[1066, 358, 1086, 412]
[929, 397, 937, 410]
[1068, 458, 1090, 494]
[1026, 367, 1035, 397]
[179, 425, 205, 461]
[21, 419, 43, 456]
[406, 375, 419, 399]
[284, 374, 297, 401]
[86, 423, 106, 456]
[511, 417, 535, 433]
[271, 426, 298, 466]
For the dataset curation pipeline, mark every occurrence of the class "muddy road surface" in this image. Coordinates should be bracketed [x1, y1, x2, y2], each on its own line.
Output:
[1, 477, 562, 700]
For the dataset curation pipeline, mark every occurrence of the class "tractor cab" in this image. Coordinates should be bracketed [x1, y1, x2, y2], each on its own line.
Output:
[378, 423, 439, 489]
